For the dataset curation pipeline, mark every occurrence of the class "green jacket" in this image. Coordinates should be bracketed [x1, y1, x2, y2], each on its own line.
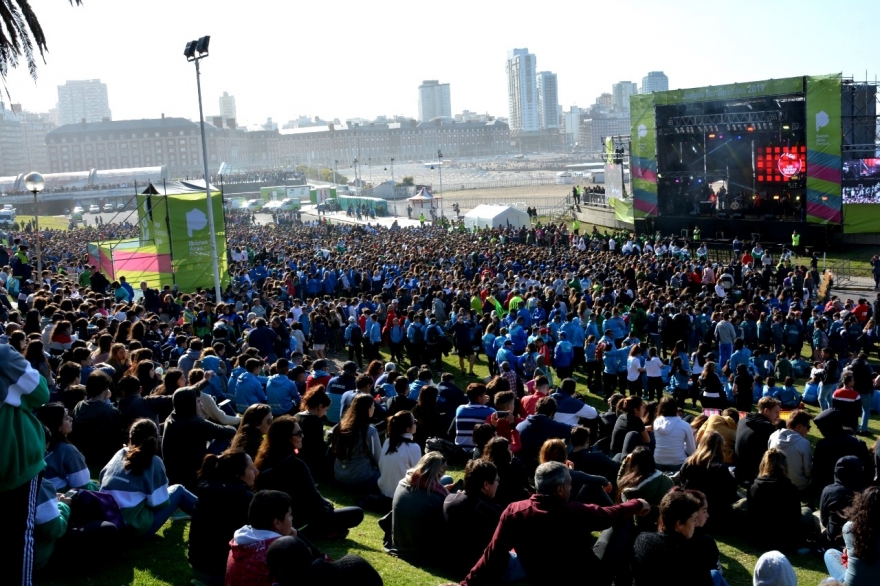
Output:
[0, 345, 50, 492]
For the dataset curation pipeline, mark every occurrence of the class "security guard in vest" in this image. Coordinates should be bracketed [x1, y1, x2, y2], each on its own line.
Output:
[791, 230, 801, 256]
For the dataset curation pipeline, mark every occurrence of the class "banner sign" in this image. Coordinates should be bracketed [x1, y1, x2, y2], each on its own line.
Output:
[630, 93, 658, 217]
[805, 74, 843, 224]
[654, 77, 804, 106]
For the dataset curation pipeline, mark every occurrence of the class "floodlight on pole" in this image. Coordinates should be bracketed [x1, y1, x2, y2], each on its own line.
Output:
[183, 35, 222, 300]
[23, 171, 44, 277]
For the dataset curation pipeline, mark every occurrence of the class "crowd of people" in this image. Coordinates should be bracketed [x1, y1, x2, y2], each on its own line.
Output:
[2, 211, 880, 586]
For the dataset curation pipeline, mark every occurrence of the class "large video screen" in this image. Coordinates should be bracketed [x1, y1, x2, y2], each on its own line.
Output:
[843, 183, 880, 204]
[842, 159, 880, 181]
[756, 146, 806, 183]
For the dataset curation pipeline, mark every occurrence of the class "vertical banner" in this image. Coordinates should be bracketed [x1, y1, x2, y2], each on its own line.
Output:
[805, 74, 842, 224]
[167, 192, 229, 292]
[630, 94, 658, 217]
[605, 136, 614, 165]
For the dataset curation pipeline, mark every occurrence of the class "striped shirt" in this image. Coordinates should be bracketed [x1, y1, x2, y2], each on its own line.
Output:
[454, 403, 496, 446]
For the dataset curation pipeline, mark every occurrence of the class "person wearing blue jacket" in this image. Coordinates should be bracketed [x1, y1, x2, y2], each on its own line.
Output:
[266, 359, 301, 416]
[728, 339, 752, 375]
[614, 346, 631, 399]
[496, 339, 517, 370]
[234, 358, 268, 413]
[553, 331, 574, 380]
[605, 310, 628, 346]
[510, 318, 528, 354]
[225, 360, 248, 403]
[601, 340, 620, 398]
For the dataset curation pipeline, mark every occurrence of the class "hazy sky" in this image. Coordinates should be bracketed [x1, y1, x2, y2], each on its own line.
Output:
[4, 0, 877, 126]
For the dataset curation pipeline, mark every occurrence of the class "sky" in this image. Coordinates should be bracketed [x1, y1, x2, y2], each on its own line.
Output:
[3, 0, 878, 127]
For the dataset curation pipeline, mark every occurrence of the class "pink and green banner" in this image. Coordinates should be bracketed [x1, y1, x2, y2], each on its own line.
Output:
[630, 93, 658, 217]
[805, 74, 842, 224]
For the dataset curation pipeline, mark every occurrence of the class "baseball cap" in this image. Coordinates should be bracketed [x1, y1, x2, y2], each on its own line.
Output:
[343, 361, 358, 373]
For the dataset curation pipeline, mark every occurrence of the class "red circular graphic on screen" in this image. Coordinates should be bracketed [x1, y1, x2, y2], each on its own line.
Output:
[777, 152, 802, 177]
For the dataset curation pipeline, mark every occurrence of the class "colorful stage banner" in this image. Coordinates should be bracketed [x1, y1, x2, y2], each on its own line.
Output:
[805, 74, 842, 224]
[655, 77, 804, 106]
[630, 93, 658, 217]
[842, 204, 880, 234]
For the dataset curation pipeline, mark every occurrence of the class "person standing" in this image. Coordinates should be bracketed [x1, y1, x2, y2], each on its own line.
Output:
[0, 345, 50, 586]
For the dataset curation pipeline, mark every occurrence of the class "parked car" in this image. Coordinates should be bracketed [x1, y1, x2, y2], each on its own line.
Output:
[89, 205, 100, 214]
[117, 203, 126, 211]
[243, 199, 264, 212]
[103, 203, 114, 213]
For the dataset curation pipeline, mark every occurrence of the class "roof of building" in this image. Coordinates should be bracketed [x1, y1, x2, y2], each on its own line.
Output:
[48, 117, 199, 136]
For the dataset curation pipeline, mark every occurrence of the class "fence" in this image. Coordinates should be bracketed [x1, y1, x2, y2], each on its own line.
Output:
[828, 259, 875, 290]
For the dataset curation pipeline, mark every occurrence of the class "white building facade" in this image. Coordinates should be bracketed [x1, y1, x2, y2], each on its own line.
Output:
[536, 71, 559, 129]
[506, 49, 539, 132]
[417, 80, 452, 122]
[57, 80, 111, 125]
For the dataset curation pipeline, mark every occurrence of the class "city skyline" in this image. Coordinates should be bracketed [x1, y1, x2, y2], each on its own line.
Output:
[0, 0, 878, 128]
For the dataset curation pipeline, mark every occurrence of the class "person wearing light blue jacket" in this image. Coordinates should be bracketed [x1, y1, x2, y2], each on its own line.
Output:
[728, 339, 752, 376]
[225, 363, 248, 402]
[266, 360, 301, 416]
[601, 341, 620, 397]
[234, 359, 268, 413]
[483, 327, 498, 376]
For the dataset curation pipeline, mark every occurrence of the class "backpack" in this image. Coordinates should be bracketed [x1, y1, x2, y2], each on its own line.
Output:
[349, 324, 362, 344]
[425, 436, 470, 466]
[426, 325, 442, 345]
[410, 325, 424, 344]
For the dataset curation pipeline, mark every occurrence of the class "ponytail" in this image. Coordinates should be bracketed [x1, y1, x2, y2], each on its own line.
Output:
[124, 418, 160, 474]
[620, 396, 644, 415]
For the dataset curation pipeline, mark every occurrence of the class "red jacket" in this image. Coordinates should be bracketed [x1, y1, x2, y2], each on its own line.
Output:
[225, 527, 282, 586]
[461, 496, 642, 585]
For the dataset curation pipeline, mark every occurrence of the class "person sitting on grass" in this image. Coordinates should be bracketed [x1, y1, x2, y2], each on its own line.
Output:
[378, 411, 422, 500]
[388, 451, 452, 560]
[487, 390, 522, 454]
[99, 418, 198, 538]
[443, 460, 503, 578]
[538, 438, 612, 506]
[453, 461, 650, 586]
[632, 489, 725, 586]
[256, 415, 364, 539]
[292, 386, 332, 480]
[330, 394, 383, 492]
[266, 534, 383, 586]
[454, 383, 496, 448]
[767, 409, 814, 492]
[824, 485, 880, 585]
[225, 490, 297, 586]
[188, 449, 256, 586]
[568, 425, 621, 494]
[35, 402, 97, 492]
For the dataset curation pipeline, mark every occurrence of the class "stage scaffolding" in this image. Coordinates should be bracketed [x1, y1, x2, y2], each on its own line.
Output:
[840, 77, 879, 157]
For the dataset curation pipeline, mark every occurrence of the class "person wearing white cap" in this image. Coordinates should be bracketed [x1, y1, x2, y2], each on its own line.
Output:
[753, 551, 797, 586]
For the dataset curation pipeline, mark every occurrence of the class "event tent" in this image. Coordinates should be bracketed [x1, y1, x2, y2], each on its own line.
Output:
[463, 204, 531, 231]
[407, 187, 440, 210]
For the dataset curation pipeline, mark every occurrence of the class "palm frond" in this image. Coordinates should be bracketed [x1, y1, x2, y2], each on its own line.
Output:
[0, 0, 84, 84]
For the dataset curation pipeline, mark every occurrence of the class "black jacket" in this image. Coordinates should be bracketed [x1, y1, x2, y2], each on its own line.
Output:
[161, 391, 236, 492]
[255, 453, 334, 529]
[293, 411, 329, 480]
[747, 475, 802, 552]
[632, 531, 714, 586]
[70, 399, 123, 471]
[813, 408, 875, 490]
[443, 491, 502, 576]
[819, 455, 864, 546]
[679, 460, 739, 523]
[734, 412, 778, 483]
[188, 479, 254, 576]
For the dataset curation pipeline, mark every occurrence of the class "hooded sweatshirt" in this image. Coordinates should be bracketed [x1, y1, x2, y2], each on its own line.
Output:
[753, 551, 797, 586]
[225, 525, 283, 586]
[819, 455, 864, 545]
[652, 415, 696, 467]
[768, 428, 813, 490]
[813, 408, 874, 490]
[734, 412, 777, 483]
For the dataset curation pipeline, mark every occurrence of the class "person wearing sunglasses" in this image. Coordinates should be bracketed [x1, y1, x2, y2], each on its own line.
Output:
[254, 415, 364, 539]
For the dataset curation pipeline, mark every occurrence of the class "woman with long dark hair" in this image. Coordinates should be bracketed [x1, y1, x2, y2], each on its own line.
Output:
[230, 404, 273, 459]
[35, 402, 95, 492]
[825, 486, 880, 584]
[410, 385, 446, 447]
[698, 361, 726, 409]
[25, 339, 55, 388]
[188, 449, 256, 586]
[330, 393, 382, 490]
[618, 445, 674, 533]
[255, 415, 363, 538]
[610, 396, 650, 457]
[99, 418, 198, 537]
[481, 436, 530, 507]
[378, 411, 421, 499]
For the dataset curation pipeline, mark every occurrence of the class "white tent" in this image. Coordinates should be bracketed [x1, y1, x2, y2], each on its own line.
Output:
[463, 204, 531, 231]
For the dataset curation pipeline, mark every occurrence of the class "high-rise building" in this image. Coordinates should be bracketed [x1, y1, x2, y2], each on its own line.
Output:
[418, 80, 452, 122]
[536, 71, 559, 129]
[57, 80, 111, 126]
[506, 48, 539, 132]
[219, 91, 236, 123]
[17, 109, 53, 173]
[562, 106, 581, 147]
[641, 71, 669, 95]
[612, 81, 638, 112]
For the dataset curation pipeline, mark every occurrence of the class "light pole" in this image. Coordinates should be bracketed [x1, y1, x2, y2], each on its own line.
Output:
[184, 35, 222, 301]
[24, 171, 44, 278]
[352, 157, 359, 193]
[368, 157, 372, 187]
[334, 159, 338, 186]
[437, 149, 444, 220]
[390, 157, 395, 183]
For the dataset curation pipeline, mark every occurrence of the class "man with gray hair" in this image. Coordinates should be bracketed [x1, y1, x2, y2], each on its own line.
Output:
[455, 461, 649, 586]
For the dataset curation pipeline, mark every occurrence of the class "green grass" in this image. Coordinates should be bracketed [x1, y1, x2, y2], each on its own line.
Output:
[16, 215, 71, 231]
[39, 344, 879, 586]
